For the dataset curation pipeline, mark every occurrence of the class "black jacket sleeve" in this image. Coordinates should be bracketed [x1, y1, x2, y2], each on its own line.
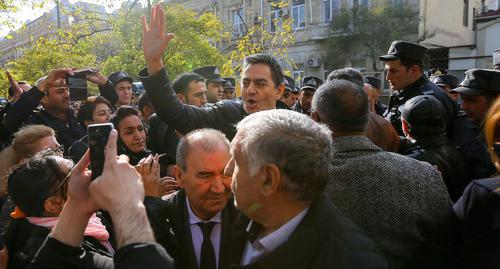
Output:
[28, 237, 113, 269]
[98, 81, 118, 106]
[3, 87, 44, 133]
[114, 243, 174, 269]
[139, 68, 245, 139]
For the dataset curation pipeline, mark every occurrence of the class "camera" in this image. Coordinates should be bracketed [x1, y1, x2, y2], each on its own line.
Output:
[66, 68, 98, 101]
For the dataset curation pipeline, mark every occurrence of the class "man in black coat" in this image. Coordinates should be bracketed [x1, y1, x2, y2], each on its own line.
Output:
[224, 109, 387, 269]
[146, 128, 238, 269]
[140, 6, 284, 140]
[291, 76, 323, 115]
[380, 41, 457, 138]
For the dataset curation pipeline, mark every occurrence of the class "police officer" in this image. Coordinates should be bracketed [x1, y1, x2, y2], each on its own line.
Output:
[222, 77, 236, 100]
[493, 48, 500, 70]
[192, 66, 225, 103]
[276, 75, 295, 109]
[364, 76, 387, 116]
[432, 74, 460, 102]
[398, 95, 467, 202]
[291, 76, 323, 115]
[379, 40, 457, 137]
[450, 69, 500, 181]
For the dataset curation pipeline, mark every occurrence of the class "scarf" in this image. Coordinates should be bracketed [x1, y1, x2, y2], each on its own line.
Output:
[26, 213, 114, 254]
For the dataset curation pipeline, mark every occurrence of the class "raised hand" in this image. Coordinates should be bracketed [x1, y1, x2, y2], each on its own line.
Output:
[36, 68, 74, 93]
[141, 4, 175, 75]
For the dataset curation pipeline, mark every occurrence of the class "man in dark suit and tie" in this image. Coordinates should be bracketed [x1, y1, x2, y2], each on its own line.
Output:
[145, 128, 237, 269]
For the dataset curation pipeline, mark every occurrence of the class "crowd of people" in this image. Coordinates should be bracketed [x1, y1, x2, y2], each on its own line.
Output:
[0, 4, 499, 269]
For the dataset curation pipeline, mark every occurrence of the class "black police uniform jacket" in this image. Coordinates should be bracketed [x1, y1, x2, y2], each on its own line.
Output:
[228, 195, 388, 269]
[384, 76, 457, 138]
[144, 189, 239, 269]
[453, 177, 500, 269]
[139, 68, 246, 140]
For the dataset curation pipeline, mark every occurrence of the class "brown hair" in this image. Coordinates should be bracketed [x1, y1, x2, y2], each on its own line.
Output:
[484, 96, 500, 169]
[0, 125, 55, 196]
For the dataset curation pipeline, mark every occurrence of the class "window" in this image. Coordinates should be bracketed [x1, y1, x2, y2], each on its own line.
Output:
[232, 8, 245, 38]
[463, 0, 469, 27]
[292, 0, 305, 30]
[323, 0, 340, 22]
[269, 2, 283, 33]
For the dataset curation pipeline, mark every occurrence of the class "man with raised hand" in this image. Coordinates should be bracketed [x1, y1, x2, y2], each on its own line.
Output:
[139, 5, 284, 140]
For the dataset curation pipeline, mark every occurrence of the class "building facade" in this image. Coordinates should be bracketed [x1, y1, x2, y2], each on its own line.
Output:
[0, 0, 108, 67]
[164, 0, 418, 82]
[420, 0, 500, 78]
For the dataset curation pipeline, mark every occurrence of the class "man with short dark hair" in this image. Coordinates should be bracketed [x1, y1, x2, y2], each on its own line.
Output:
[380, 40, 457, 137]
[148, 72, 208, 170]
[291, 76, 322, 115]
[3, 69, 115, 153]
[193, 66, 225, 103]
[449, 68, 500, 181]
[146, 128, 238, 269]
[140, 5, 284, 140]
[224, 109, 387, 268]
[311, 79, 454, 268]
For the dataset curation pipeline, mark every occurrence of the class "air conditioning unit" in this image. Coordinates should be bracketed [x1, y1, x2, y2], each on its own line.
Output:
[305, 57, 321, 68]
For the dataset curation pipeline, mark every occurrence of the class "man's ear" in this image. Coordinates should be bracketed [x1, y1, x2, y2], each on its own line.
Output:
[176, 93, 186, 104]
[41, 95, 48, 106]
[173, 165, 184, 188]
[44, 196, 64, 216]
[310, 111, 320, 123]
[260, 164, 282, 197]
[275, 83, 285, 100]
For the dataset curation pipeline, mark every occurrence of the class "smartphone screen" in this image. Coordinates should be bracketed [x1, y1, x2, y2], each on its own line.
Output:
[88, 123, 114, 180]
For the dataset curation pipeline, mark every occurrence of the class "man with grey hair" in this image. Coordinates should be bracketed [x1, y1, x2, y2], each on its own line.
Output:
[327, 68, 400, 152]
[311, 79, 455, 269]
[224, 109, 387, 269]
[145, 128, 238, 269]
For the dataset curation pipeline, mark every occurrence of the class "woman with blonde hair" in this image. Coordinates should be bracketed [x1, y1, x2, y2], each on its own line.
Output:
[0, 125, 58, 198]
[453, 96, 500, 269]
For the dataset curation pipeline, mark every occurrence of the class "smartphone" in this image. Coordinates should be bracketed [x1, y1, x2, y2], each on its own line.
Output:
[67, 68, 98, 101]
[88, 123, 114, 180]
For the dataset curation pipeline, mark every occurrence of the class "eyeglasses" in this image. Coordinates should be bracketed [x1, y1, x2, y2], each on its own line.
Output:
[46, 156, 73, 200]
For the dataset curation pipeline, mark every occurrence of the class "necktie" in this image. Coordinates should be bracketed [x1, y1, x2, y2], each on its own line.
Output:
[197, 221, 216, 269]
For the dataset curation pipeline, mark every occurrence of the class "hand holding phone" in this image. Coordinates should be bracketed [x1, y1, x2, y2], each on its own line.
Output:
[67, 68, 99, 101]
[88, 123, 114, 180]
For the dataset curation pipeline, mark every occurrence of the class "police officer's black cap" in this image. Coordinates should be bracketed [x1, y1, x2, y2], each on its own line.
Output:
[223, 77, 236, 90]
[450, 69, 500, 96]
[379, 41, 427, 63]
[283, 75, 296, 92]
[364, 76, 381, 89]
[432, 74, 459, 89]
[428, 68, 447, 78]
[398, 95, 446, 126]
[300, 76, 323, 91]
[493, 48, 500, 66]
[192, 66, 225, 83]
[108, 71, 134, 85]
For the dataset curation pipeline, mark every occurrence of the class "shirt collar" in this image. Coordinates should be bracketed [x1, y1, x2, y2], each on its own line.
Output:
[246, 207, 309, 253]
[186, 196, 222, 224]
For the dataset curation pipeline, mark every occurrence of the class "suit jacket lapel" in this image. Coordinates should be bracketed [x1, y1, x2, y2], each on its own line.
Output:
[172, 190, 199, 269]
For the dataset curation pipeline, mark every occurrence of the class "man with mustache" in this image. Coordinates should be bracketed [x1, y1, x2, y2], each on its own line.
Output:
[145, 128, 238, 269]
[139, 5, 284, 140]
